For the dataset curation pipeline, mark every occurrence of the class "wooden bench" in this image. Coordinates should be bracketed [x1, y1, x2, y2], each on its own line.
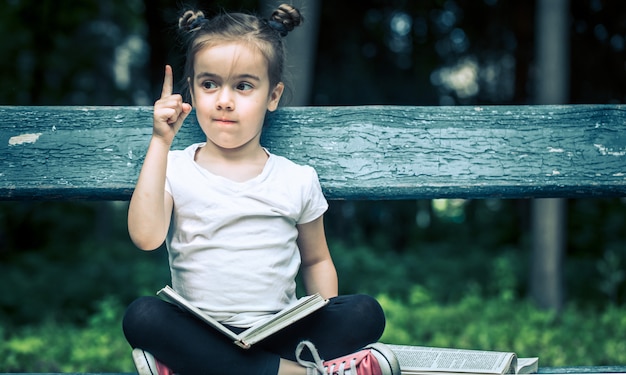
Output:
[1, 105, 625, 200]
[1, 104, 625, 374]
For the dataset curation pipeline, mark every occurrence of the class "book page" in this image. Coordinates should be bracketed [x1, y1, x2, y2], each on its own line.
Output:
[238, 293, 328, 346]
[388, 345, 516, 374]
[516, 358, 539, 374]
[157, 286, 240, 342]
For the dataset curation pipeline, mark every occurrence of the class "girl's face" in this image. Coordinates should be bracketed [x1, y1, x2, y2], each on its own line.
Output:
[190, 42, 283, 151]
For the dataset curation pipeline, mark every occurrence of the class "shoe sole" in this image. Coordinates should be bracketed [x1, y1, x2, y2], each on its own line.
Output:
[366, 343, 402, 375]
[132, 348, 158, 375]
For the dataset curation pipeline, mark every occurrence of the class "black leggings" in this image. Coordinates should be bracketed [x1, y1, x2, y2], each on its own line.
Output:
[122, 294, 386, 375]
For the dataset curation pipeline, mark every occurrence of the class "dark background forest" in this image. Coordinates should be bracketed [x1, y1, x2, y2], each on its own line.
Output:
[1, 0, 626, 372]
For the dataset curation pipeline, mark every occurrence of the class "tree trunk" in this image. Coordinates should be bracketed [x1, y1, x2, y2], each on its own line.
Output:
[530, 0, 570, 311]
[260, 0, 321, 105]
[531, 199, 566, 310]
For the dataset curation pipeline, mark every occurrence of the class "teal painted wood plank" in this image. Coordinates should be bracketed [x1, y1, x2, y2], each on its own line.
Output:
[1, 105, 625, 200]
[4, 367, 626, 374]
[538, 366, 626, 373]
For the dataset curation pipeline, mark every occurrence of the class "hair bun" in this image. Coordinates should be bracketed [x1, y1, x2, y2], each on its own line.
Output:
[268, 4, 302, 37]
[179, 10, 206, 33]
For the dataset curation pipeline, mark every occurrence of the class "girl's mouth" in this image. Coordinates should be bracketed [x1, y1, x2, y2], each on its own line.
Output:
[214, 118, 236, 125]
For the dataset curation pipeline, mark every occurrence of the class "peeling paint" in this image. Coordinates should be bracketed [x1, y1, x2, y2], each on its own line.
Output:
[594, 144, 626, 156]
[9, 133, 42, 146]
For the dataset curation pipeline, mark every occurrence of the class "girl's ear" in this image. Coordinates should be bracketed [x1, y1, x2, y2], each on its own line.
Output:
[267, 82, 284, 112]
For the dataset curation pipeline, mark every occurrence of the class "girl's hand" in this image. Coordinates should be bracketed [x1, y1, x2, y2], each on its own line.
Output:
[153, 65, 192, 144]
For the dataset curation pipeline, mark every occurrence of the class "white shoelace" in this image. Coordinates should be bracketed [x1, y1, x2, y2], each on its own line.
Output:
[296, 340, 357, 375]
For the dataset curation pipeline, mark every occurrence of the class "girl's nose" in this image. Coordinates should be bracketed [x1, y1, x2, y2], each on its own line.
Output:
[216, 88, 234, 111]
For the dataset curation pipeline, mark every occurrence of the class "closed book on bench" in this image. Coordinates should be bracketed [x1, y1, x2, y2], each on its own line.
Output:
[156, 285, 328, 349]
[386, 344, 538, 375]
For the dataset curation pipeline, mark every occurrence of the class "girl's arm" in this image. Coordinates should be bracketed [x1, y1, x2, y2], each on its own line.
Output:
[297, 215, 338, 299]
[127, 138, 173, 250]
[127, 65, 191, 250]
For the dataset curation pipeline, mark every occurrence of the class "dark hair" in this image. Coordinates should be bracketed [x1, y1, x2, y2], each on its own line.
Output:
[177, 4, 302, 101]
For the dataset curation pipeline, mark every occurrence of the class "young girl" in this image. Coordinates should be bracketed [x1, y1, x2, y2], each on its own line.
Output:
[122, 4, 400, 375]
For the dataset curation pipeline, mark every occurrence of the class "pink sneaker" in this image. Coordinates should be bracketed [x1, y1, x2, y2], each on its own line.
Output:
[132, 348, 174, 375]
[296, 340, 401, 375]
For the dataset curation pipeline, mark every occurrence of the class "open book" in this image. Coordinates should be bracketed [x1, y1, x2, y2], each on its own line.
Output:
[386, 344, 538, 375]
[157, 285, 328, 349]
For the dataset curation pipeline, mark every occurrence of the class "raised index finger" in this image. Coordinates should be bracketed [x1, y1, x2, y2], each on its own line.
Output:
[161, 65, 173, 98]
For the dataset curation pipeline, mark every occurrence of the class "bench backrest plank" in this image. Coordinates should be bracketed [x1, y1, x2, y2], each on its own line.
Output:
[1, 105, 625, 200]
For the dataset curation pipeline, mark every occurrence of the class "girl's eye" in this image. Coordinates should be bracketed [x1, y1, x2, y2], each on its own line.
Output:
[237, 82, 253, 91]
[201, 81, 217, 90]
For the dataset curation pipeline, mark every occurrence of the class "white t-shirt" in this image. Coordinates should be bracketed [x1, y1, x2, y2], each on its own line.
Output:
[164, 143, 328, 328]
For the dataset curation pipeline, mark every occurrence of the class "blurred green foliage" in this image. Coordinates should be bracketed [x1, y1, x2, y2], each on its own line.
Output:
[0, 202, 169, 326]
[0, 298, 131, 372]
[0, 0, 148, 105]
[326, 199, 626, 306]
[379, 288, 626, 367]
